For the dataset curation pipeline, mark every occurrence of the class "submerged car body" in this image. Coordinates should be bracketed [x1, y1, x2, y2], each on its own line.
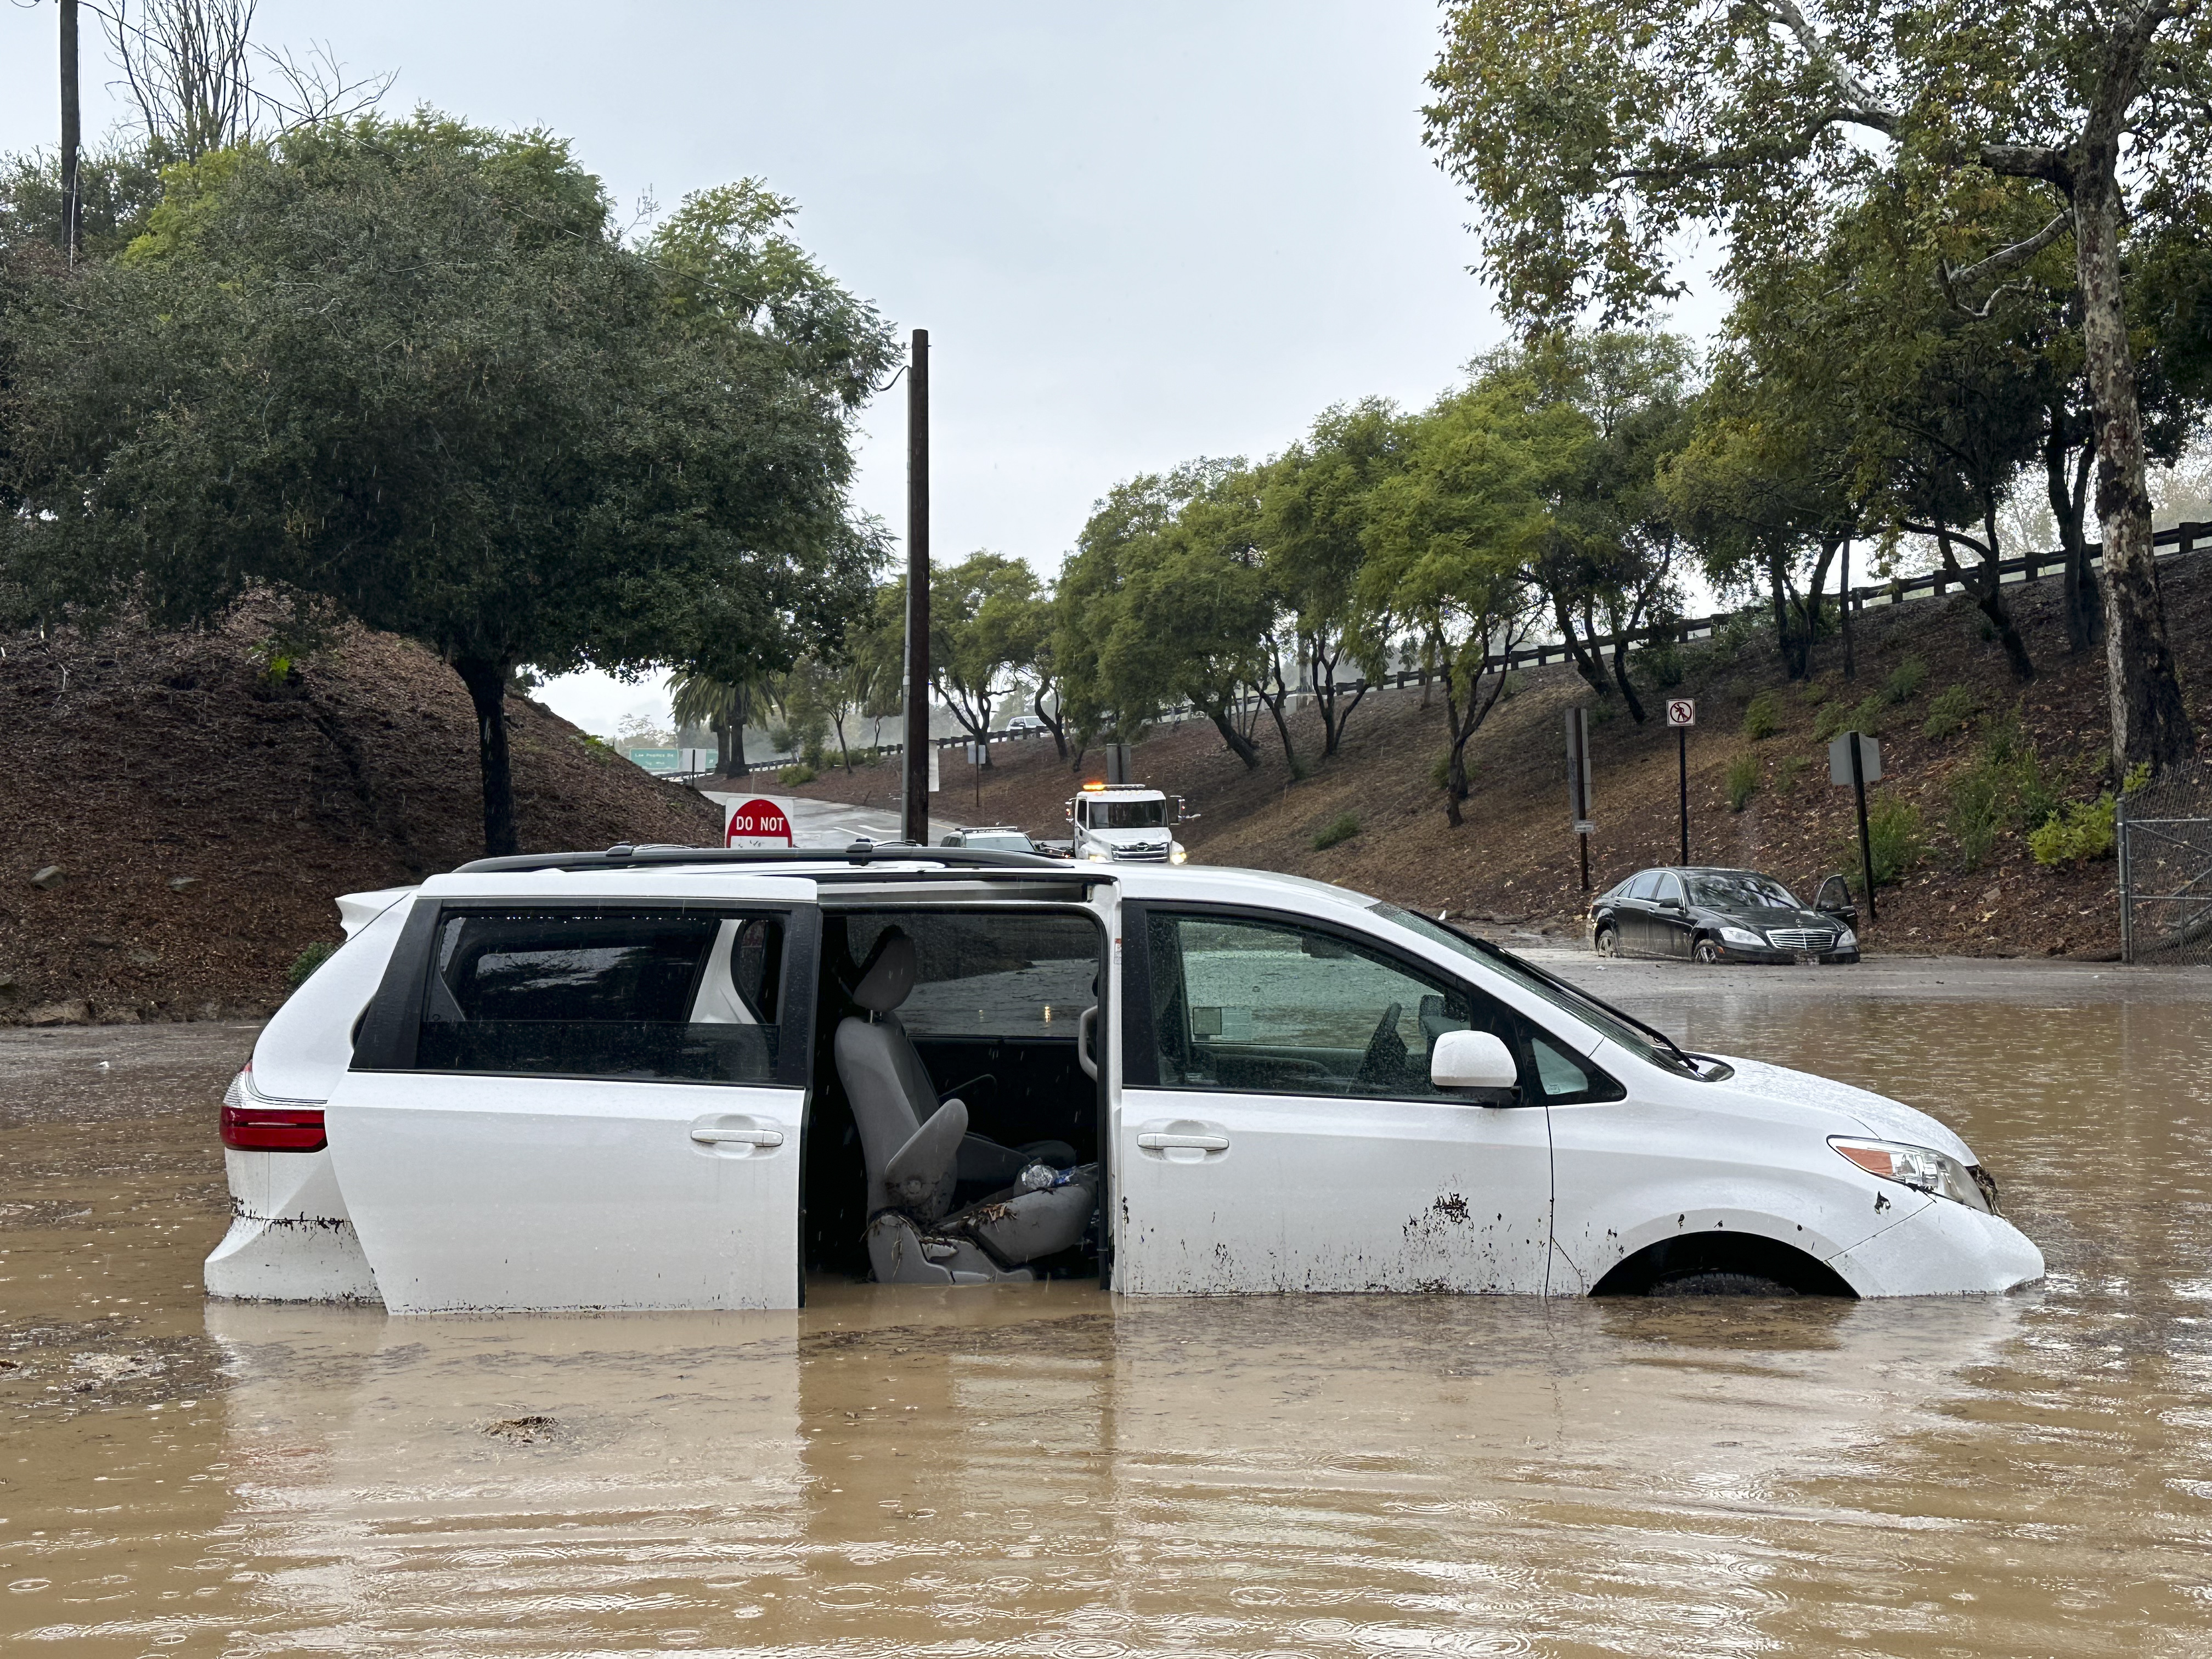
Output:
[207, 850, 2037, 1312]
[1591, 866, 1863, 964]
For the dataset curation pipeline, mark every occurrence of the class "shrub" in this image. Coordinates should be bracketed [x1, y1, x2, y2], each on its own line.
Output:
[2029, 793, 2120, 866]
[1811, 699, 1850, 743]
[287, 941, 336, 989]
[1801, 679, 1830, 705]
[1430, 751, 1453, 791]
[777, 762, 817, 787]
[1312, 812, 1362, 850]
[1845, 795, 1926, 886]
[1775, 754, 1808, 793]
[765, 722, 794, 753]
[1725, 752, 1760, 812]
[1922, 684, 1982, 740]
[1946, 768, 2006, 867]
[1742, 692, 1781, 740]
[1643, 642, 1686, 689]
[1883, 656, 1929, 704]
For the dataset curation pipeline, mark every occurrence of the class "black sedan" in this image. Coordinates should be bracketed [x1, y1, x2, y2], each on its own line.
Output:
[1589, 867, 1861, 964]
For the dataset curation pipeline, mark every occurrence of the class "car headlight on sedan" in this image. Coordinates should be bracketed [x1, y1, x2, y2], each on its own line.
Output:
[1170, 842, 1187, 864]
[1830, 1137, 1993, 1212]
[1834, 927, 1858, 950]
[1718, 925, 1767, 949]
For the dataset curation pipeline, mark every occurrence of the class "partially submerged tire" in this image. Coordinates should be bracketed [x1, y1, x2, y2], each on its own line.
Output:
[1648, 1271, 1797, 1297]
[1595, 926, 1620, 957]
[1694, 938, 1724, 964]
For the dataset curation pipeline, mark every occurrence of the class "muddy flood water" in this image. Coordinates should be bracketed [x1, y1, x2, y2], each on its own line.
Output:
[6, 961, 2212, 1657]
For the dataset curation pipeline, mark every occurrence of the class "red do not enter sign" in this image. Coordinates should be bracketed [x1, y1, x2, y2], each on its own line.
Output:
[725, 797, 793, 848]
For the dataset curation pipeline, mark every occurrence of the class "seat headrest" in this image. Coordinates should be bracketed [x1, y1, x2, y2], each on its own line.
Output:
[852, 928, 917, 1013]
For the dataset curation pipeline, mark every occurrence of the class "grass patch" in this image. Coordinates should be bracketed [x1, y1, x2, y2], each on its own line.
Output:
[1883, 656, 1929, 704]
[1312, 812, 1362, 850]
[1725, 752, 1760, 812]
[1841, 795, 1927, 886]
[1941, 713, 2065, 868]
[287, 942, 336, 989]
[1922, 684, 1982, 740]
[1742, 691, 1781, 740]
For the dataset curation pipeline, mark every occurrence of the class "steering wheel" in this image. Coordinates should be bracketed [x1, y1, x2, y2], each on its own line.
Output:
[1354, 1002, 1406, 1088]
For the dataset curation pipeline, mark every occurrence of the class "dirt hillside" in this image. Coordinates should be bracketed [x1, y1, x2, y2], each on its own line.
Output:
[2, 604, 719, 1024]
[794, 555, 2212, 959]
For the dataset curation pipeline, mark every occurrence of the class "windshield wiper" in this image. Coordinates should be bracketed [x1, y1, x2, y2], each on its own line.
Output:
[1460, 933, 1707, 1075]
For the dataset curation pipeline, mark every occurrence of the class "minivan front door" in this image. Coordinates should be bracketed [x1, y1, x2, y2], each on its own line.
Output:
[1113, 906, 1554, 1294]
[330, 893, 818, 1313]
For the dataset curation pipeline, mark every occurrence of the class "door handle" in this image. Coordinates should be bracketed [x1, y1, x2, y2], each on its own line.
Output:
[690, 1126, 783, 1147]
[1137, 1131, 1228, 1152]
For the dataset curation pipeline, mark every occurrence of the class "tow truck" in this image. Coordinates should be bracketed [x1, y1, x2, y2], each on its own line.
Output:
[1046, 780, 1194, 864]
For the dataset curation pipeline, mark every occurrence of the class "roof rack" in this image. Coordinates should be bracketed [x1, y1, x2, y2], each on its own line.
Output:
[454, 842, 1072, 876]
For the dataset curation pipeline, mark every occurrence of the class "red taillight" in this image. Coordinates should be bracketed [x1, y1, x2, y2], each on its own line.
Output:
[221, 1097, 327, 1151]
[222, 1064, 326, 1151]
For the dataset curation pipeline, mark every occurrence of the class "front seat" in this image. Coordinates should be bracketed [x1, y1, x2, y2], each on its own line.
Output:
[835, 929, 1099, 1285]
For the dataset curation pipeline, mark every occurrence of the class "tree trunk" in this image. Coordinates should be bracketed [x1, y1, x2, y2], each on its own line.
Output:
[1206, 705, 1261, 770]
[454, 656, 518, 858]
[2075, 138, 2194, 773]
[1840, 538, 1856, 680]
[59, 0, 81, 261]
[2046, 405, 2101, 653]
[1606, 634, 1646, 723]
[1035, 685, 1069, 759]
[1553, 591, 1611, 700]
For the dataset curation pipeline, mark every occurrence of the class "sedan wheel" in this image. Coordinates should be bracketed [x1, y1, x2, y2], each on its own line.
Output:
[1594, 925, 1620, 957]
[1694, 938, 1725, 964]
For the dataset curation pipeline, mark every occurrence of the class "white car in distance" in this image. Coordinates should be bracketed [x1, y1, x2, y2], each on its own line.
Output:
[207, 847, 2044, 1312]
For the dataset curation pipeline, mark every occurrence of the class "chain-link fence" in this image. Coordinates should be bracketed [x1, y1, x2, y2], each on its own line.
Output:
[2120, 760, 2212, 964]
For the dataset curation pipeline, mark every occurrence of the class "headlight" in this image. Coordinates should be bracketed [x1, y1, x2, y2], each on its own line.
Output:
[1085, 849, 1110, 863]
[1718, 926, 1766, 948]
[1835, 927, 1858, 949]
[1830, 1137, 1991, 1212]
[1170, 842, 1187, 864]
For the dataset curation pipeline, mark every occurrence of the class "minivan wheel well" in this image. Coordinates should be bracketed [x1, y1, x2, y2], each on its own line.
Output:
[1589, 1231, 1857, 1297]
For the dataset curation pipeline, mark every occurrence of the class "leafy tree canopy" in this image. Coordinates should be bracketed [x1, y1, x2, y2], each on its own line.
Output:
[0, 113, 895, 852]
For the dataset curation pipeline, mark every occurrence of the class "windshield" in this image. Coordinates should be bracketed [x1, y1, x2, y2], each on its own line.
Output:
[1687, 872, 1800, 911]
[962, 832, 1032, 851]
[1369, 900, 1708, 1079]
[1094, 800, 1166, 829]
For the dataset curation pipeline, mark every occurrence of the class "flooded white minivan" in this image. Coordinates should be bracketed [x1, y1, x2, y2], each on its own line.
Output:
[206, 847, 2043, 1311]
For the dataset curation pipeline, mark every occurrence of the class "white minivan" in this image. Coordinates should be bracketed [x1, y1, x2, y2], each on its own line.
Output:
[206, 847, 2042, 1312]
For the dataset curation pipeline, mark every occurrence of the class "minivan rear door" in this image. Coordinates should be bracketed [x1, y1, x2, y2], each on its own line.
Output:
[328, 878, 819, 1313]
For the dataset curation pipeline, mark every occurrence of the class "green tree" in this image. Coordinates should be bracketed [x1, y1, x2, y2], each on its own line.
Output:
[1359, 382, 1549, 825]
[1258, 400, 1408, 758]
[1425, 0, 2211, 773]
[1059, 462, 1279, 772]
[1, 117, 893, 854]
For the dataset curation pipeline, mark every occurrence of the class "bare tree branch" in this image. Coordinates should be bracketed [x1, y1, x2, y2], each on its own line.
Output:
[1757, 0, 1900, 131]
[1935, 209, 2074, 316]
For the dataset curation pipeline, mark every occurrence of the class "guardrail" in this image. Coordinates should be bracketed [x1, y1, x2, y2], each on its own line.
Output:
[848, 521, 2212, 757]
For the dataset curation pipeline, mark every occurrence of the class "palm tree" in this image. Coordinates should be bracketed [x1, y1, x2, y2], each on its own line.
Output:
[669, 670, 757, 781]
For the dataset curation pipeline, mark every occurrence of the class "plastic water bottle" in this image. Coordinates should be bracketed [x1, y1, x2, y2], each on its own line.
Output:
[1018, 1163, 1059, 1192]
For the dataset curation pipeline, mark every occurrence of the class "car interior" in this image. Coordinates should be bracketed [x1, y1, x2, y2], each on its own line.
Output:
[804, 906, 1107, 1285]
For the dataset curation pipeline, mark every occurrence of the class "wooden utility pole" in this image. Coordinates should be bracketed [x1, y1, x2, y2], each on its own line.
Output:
[60, 0, 81, 262]
[900, 328, 930, 845]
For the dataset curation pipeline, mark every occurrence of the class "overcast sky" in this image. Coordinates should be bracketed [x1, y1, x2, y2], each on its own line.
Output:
[0, 1, 1678, 735]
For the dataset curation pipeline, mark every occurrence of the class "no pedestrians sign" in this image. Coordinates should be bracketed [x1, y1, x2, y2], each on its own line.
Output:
[1665, 698, 1696, 727]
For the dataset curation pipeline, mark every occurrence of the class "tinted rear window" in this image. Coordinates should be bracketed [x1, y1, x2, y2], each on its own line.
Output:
[416, 908, 782, 1083]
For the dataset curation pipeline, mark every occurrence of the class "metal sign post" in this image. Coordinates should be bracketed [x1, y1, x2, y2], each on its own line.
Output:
[899, 328, 931, 846]
[1665, 698, 1695, 864]
[1565, 707, 1594, 891]
[1829, 731, 1882, 923]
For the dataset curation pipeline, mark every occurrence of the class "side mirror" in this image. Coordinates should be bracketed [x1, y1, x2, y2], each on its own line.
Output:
[1658, 896, 1681, 910]
[1431, 1030, 1520, 1104]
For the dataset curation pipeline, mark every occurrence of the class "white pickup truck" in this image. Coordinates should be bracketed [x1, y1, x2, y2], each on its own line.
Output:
[1058, 782, 1191, 864]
